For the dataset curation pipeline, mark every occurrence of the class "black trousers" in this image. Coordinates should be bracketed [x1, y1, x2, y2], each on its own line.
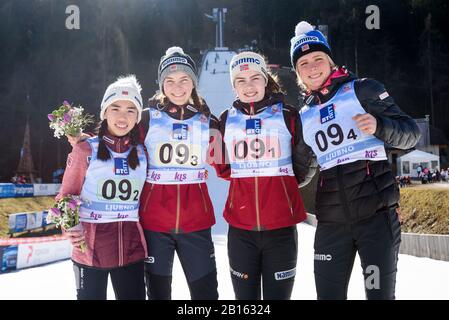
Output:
[144, 228, 218, 300]
[314, 208, 401, 300]
[227, 225, 298, 300]
[73, 261, 145, 300]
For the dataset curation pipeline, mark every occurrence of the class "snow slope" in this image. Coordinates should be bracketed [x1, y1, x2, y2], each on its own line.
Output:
[1, 223, 448, 300]
[198, 50, 236, 235]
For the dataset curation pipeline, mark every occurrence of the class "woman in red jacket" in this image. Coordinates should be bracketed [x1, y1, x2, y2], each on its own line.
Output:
[138, 47, 219, 300]
[215, 51, 308, 299]
[59, 75, 148, 300]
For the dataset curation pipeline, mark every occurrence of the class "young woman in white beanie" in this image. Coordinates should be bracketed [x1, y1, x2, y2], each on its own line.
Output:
[290, 21, 420, 299]
[138, 47, 219, 300]
[214, 51, 310, 300]
[57, 75, 148, 300]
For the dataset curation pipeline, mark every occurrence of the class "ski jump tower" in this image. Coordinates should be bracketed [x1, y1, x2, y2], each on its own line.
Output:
[205, 8, 228, 50]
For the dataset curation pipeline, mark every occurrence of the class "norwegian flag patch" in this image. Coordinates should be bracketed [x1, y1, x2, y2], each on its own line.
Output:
[240, 64, 249, 72]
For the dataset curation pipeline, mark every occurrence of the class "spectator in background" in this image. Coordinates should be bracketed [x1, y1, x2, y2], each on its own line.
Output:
[416, 164, 422, 177]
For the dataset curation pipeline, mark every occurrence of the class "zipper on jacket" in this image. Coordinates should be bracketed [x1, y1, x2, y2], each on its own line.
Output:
[198, 183, 208, 213]
[255, 176, 261, 231]
[250, 103, 260, 230]
[249, 102, 255, 116]
[336, 166, 352, 222]
[175, 184, 181, 233]
[142, 183, 155, 212]
[229, 181, 236, 210]
[280, 176, 294, 217]
[118, 222, 124, 267]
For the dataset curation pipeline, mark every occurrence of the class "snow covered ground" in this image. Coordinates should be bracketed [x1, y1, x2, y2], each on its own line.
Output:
[1, 222, 448, 300]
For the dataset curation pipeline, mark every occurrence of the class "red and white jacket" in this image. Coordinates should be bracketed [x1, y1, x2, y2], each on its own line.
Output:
[57, 133, 147, 269]
[215, 93, 307, 231]
[138, 101, 217, 234]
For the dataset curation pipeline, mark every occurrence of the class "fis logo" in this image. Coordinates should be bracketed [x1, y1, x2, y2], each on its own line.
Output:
[114, 158, 129, 175]
[320, 104, 335, 124]
[246, 119, 262, 135]
[173, 123, 188, 140]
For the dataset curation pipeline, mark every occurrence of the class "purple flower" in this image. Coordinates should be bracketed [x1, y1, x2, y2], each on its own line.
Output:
[68, 200, 77, 210]
[63, 113, 72, 123]
[47, 114, 55, 121]
[63, 100, 70, 107]
[50, 207, 61, 216]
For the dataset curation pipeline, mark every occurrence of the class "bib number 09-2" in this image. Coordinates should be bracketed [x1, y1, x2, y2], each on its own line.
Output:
[101, 179, 139, 201]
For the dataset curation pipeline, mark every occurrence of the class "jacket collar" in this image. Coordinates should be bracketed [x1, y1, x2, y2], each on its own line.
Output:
[233, 92, 285, 115]
[102, 130, 131, 153]
[303, 66, 356, 105]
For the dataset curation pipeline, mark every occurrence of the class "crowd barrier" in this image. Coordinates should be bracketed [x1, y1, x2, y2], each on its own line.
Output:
[0, 183, 61, 198]
[0, 235, 71, 273]
[8, 211, 54, 234]
[304, 213, 449, 261]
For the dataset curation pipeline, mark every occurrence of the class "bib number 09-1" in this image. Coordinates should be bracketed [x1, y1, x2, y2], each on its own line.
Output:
[232, 136, 281, 161]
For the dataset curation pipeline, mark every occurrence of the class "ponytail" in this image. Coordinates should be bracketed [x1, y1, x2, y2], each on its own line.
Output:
[126, 125, 140, 170]
[96, 120, 111, 162]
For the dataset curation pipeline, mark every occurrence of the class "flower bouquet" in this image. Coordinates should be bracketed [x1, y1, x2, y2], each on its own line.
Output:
[46, 195, 86, 252]
[47, 101, 94, 139]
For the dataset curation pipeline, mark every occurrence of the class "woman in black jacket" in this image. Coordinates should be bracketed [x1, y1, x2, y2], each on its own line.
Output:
[290, 21, 421, 299]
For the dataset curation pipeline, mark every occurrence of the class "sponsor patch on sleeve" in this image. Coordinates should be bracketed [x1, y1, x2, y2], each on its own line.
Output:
[379, 91, 389, 100]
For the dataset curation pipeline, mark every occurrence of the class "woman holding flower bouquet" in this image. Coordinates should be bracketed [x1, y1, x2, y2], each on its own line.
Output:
[56, 75, 148, 300]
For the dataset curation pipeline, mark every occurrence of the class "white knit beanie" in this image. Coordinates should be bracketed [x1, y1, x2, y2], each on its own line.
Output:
[100, 75, 143, 123]
[229, 51, 268, 88]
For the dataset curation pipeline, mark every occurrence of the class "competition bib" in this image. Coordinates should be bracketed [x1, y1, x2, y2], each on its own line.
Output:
[224, 103, 294, 178]
[145, 109, 209, 184]
[79, 137, 147, 223]
[300, 80, 387, 170]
